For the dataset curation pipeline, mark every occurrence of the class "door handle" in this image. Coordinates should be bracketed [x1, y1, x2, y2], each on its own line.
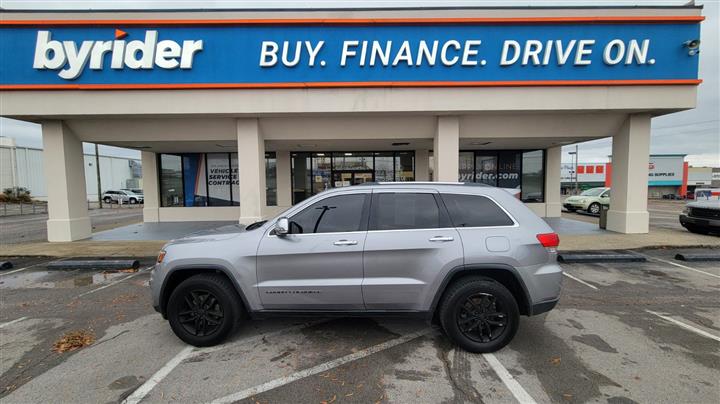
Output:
[333, 240, 358, 246]
[429, 236, 454, 242]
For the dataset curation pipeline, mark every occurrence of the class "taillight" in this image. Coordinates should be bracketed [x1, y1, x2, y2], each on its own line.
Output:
[536, 233, 560, 248]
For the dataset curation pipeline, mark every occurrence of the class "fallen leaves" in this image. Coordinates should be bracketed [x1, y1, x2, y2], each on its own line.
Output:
[550, 356, 562, 365]
[52, 329, 95, 353]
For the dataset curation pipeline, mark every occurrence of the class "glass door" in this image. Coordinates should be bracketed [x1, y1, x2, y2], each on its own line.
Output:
[333, 170, 374, 188]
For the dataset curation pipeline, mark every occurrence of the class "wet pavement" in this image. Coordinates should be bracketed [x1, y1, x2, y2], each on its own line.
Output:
[0, 248, 718, 403]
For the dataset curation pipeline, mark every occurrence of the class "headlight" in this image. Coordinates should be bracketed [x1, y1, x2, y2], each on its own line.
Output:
[157, 250, 167, 263]
[578, 198, 586, 203]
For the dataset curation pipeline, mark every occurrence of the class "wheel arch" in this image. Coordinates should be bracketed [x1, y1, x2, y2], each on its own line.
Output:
[428, 264, 532, 321]
[159, 265, 250, 318]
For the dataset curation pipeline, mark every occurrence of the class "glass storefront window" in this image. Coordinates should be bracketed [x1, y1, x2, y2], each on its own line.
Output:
[374, 152, 394, 182]
[475, 155, 498, 186]
[395, 152, 415, 182]
[291, 152, 312, 204]
[230, 153, 240, 206]
[521, 150, 544, 202]
[182, 154, 207, 207]
[497, 151, 522, 190]
[458, 150, 544, 202]
[290, 151, 416, 204]
[160, 154, 183, 207]
[459, 152, 474, 183]
[207, 153, 233, 206]
[265, 152, 277, 206]
[158, 152, 276, 207]
[312, 153, 332, 193]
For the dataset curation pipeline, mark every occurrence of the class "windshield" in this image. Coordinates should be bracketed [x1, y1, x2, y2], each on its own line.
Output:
[580, 188, 605, 197]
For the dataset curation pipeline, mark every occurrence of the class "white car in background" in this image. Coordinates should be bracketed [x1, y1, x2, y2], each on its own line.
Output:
[563, 187, 610, 215]
[103, 190, 144, 204]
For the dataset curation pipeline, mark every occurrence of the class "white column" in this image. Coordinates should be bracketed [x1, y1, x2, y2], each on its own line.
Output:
[237, 118, 266, 223]
[544, 146, 562, 217]
[415, 149, 430, 181]
[607, 114, 651, 234]
[275, 150, 292, 207]
[433, 116, 460, 182]
[42, 121, 92, 242]
[141, 151, 160, 222]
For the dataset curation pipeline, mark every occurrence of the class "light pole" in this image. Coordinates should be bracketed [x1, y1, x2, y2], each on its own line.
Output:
[95, 143, 103, 209]
[569, 145, 579, 195]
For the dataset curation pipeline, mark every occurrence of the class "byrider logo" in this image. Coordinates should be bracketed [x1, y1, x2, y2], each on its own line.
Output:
[33, 29, 203, 80]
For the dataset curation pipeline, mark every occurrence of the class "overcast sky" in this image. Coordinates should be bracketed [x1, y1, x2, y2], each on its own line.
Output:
[0, 0, 718, 165]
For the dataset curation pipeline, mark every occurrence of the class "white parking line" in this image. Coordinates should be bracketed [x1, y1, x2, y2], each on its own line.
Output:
[122, 319, 331, 404]
[483, 353, 538, 404]
[639, 255, 720, 280]
[210, 328, 433, 404]
[645, 310, 720, 343]
[0, 317, 28, 329]
[562, 272, 598, 290]
[76, 269, 148, 298]
[122, 346, 195, 404]
[0, 260, 52, 276]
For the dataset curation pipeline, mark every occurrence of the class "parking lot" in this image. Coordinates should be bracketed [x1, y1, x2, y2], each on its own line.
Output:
[1, 248, 718, 404]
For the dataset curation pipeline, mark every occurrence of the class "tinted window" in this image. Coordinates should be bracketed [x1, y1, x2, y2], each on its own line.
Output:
[370, 193, 446, 230]
[441, 194, 514, 227]
[290, 194, 368, 234]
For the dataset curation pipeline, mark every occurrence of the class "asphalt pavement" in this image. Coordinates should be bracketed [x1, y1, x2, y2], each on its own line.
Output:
[0, 248, 718, 403]
[0, 207, 143, 245]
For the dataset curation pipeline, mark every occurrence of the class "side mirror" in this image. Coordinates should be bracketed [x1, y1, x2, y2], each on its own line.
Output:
[273, 217, 289, 236]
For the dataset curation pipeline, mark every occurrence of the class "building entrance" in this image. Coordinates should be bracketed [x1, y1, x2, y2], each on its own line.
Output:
[332, 170, 374, 187]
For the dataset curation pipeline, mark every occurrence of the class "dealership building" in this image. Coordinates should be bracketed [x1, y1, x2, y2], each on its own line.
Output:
[0, 5, 703, 241]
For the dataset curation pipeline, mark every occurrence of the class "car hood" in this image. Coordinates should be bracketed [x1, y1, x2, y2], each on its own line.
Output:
[166, 224, 248, 245]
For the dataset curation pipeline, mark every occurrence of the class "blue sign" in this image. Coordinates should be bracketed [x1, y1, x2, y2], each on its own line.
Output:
[0, 20, 701, 89]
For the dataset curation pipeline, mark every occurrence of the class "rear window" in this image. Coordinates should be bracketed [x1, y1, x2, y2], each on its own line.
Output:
[441, 194, 514, 227]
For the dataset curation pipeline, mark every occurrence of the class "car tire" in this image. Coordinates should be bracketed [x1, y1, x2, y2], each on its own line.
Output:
[103, 196, 112, 204]
[167, 274, 241, 347]
[439, 277, 519, 353]
[129, 198, 137, 204]
[588, 202, 601, 215]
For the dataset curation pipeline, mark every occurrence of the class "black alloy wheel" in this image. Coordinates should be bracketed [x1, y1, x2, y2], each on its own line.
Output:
[456, 293, 508, 343]
[167, 274, 241, 347]
[439, 277, 519, 353]
[177, 289, 224, 337]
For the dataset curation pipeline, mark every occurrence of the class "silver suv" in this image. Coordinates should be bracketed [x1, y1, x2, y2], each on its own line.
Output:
[151, 183, 562, 353]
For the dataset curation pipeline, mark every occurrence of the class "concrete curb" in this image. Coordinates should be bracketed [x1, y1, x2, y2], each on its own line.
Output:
[46, 259, 140, 270]
[557, 252, 646, 263]
[674, 253, 720, 262]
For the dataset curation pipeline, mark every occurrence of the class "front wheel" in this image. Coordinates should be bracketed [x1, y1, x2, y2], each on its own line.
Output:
[129, 198, 137, 204]
[439, 277, 519, 353]
[588, 202, 601, 215]
[167, 274, 241, 347]
[103, 196, 112, 204]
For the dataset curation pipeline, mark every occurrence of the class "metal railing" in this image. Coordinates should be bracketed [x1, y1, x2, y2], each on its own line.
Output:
[0, 202, 49, 217]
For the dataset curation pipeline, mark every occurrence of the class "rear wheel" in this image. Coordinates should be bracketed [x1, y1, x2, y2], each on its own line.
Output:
[129, 198, 137, 204]
[588, 202, 601, 215]
[167, 274, 241, 347]
[439, 277, 519, 353]
[103, 196, 112, 204]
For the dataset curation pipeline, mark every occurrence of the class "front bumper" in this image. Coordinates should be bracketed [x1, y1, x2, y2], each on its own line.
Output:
[563, 202, 587, 210]
[680, 214, 720, 229]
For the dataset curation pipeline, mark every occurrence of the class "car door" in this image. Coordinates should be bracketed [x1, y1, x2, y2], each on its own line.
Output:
[362, 189, 463, 311]
[256, 190, 370, 310]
